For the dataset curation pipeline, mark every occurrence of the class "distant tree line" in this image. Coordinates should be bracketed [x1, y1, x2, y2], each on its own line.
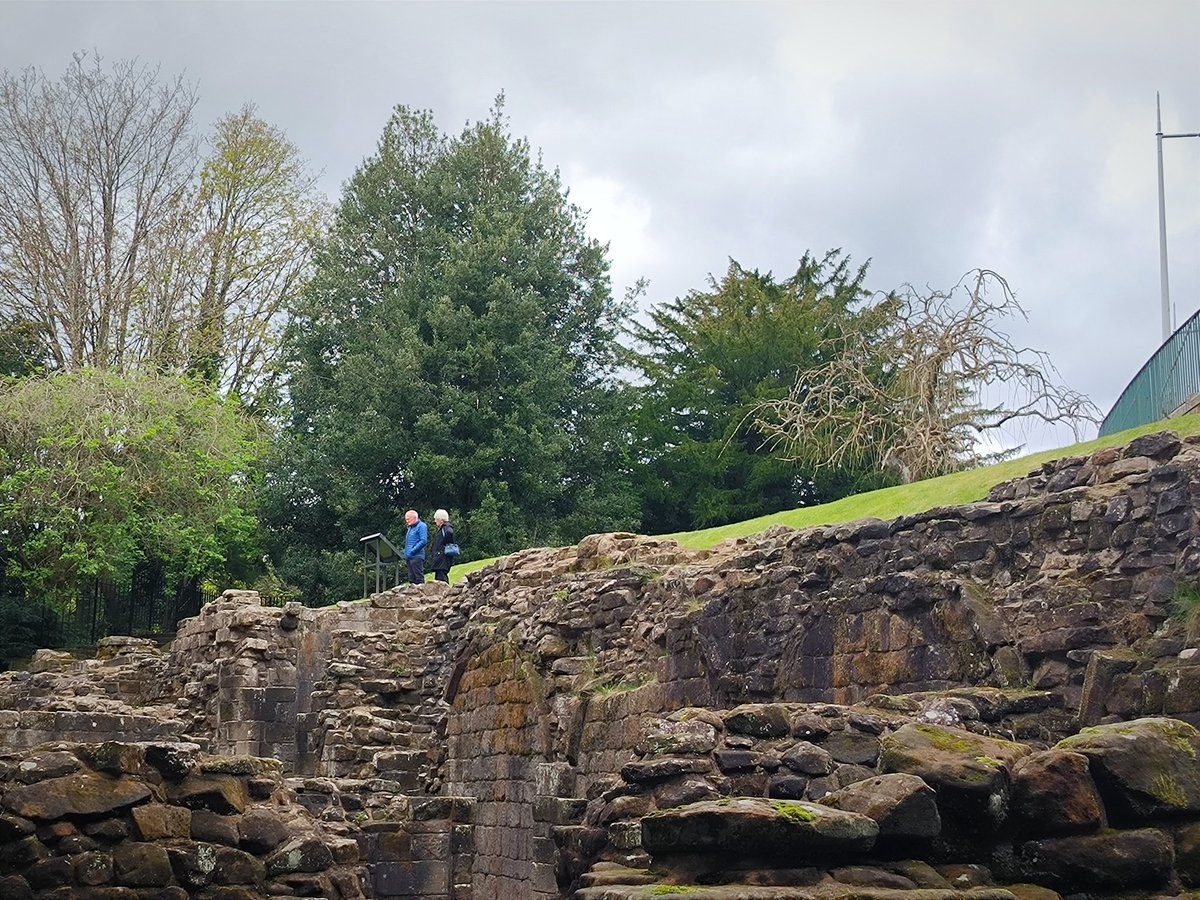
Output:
[0, 56, 1098, 613]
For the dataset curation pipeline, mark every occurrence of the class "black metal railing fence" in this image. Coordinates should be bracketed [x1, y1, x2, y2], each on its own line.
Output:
[0, 573, 286, 667]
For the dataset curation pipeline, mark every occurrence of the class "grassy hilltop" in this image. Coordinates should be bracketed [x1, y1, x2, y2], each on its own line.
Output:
[451, 414, 1200, 582]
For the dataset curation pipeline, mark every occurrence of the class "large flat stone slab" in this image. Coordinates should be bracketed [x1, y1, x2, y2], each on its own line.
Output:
[641, 797, 878, 859]
[3, 772, 150, 820]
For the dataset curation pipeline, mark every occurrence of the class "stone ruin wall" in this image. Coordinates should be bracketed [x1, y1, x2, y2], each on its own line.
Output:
[0, 430, 1198, 897]
[438, 430, 1200, 896]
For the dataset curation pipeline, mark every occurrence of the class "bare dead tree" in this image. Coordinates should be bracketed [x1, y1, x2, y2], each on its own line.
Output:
[754, 269, 1101, 482]
[0, 57, 324, 411]
[0, 53, 199, 372]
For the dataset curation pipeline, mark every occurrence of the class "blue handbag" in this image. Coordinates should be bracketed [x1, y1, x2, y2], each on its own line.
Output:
[444, 542, 461, 557]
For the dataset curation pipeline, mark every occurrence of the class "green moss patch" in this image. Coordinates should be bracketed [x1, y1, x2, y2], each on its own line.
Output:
[769, 800, 817, 823]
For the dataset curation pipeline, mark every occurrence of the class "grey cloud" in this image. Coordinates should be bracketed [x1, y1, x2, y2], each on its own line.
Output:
[1, 0, 1198, 451]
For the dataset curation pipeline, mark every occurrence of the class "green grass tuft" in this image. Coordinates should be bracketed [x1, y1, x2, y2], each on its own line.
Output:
[1171, 582, 1200, 643]
[591, 674, 654, 697]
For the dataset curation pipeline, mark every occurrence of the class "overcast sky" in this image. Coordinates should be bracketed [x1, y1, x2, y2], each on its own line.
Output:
[3, 0, 1199, 452]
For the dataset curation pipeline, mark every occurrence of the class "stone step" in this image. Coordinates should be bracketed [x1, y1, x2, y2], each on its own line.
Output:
[578, 864, 657, 887]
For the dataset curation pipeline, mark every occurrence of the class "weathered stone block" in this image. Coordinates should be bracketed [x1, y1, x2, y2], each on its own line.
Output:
[781, 741, 835, 776]
[131, 803, 192, 841]
[167, 773, 249, 815]
[819, 773, 940, 842]
[210, 847, 265, 886]
[1078, 650, 1138, 726]
[635, 718, 717, 757]
[1176, 820, 1200, 887]
[4, 773, 150, 820]
[1010, 750, 1103, 836]
[237, 808, 288, 854]
[880, 722, 1029, 832]
[24, 856, 72, 890]
[723, 703, 790, 737]
[1057, 717, 1200, 820]
[823, 729, 881, 767]
[373, 860, 450, 895]
[1164, 665, 1200, 715]
[642, 797, 878, 858]
[112, 842, 174, 887]
[74, 850, 113, 886]
[621, 757, 712, 783]
[654, 777, 720, 808]
[13, 751, 82, 784]
[190, 810, 240, 847]
[1018, 827, 1173, 891]
[265, 835, 334, 875]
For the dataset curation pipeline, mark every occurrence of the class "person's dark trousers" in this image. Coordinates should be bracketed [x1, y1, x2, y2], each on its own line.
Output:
[407, 557, 425, 584]
[434, 568, 450, 584]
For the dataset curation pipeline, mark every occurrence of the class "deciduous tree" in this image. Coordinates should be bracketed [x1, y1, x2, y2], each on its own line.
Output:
[0, 56, 322, 408]
[187, 106, 325, 410]
[0, 369, 265, 604]
[0, 53, 197, 373]
[754, 269, 1100, 482]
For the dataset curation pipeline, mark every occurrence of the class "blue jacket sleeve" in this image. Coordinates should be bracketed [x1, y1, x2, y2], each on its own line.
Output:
[412, 521, 428, 557]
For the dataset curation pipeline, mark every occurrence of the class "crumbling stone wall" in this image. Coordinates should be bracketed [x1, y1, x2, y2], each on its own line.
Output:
[162, 586, 461, 789]
[3, 431, 1200, 898]
[0, 739, 475, 900]
[435, 432, 1200, 897]
[570, 707, 1200, 898]
[0, 638, 187, 751]
[0, 740, 368, 898]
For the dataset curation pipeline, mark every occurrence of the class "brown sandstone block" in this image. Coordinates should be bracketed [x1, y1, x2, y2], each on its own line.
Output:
[131, 803, 192, 841]
[112, 841, 174, 887]
[1010, 750, 1104, 836]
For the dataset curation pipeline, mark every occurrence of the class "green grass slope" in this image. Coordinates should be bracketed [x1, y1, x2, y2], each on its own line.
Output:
[451, 414, 1200, 581]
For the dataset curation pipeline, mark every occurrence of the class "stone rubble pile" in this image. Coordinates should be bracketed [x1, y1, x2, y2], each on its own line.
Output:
[572, 707, 1200, 899]
[0, 740, 366, 899]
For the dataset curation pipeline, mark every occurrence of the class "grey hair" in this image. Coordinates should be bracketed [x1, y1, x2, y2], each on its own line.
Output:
[434, 509, 450, 524]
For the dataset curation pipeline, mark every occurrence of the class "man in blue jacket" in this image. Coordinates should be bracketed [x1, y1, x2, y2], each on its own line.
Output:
[404, 509, 428, 584]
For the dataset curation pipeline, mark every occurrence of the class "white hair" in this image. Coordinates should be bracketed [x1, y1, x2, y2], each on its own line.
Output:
[434, 508, 450, 524]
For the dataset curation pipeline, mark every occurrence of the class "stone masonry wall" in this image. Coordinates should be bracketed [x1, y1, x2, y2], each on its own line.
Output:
[3, 431, 1200, 898]
[435, 431, 1200, 897]
[443, 642, 551, 899]
[0, 740, 369, 899]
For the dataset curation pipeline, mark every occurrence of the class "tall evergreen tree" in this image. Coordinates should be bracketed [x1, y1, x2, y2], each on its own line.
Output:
[270, 99, 637, 588]
[627, 250, 894, 533]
